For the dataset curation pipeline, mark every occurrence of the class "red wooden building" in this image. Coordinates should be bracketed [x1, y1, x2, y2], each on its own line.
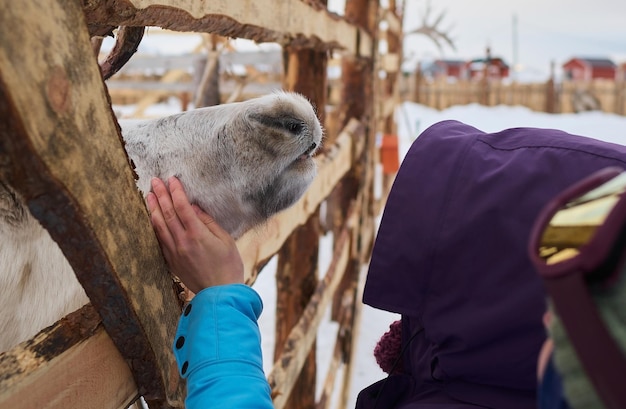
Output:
[465, 56, 510, 80]
[562, 57, 617, 81]
[432, 59, 467, 79]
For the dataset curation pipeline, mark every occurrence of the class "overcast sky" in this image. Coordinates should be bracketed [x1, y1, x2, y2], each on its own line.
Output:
[399, 0, 626, 79]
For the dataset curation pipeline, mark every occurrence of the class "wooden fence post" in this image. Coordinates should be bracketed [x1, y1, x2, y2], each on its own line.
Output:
[383, 5, 401, 136]
[274, 28, 329, 408]
[334, 1, 378, 408]
[0, 1, 184, 406]
[545, 61, 557, 113]
[378, 3, 403, 202]
[413, 62, 423, 104]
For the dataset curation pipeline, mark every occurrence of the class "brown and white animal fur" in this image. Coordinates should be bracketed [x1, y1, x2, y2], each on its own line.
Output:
[0, 91, 322, 352]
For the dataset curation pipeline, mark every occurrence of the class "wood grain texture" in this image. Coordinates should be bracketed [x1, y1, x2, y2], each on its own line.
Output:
[0, 0, 183, 404]
[82, 0, 372, 56]
[268, 223, 353, 409]
[0, 306, 138, 409]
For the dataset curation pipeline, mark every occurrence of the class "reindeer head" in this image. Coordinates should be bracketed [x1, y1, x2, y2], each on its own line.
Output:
[121, 92, 323, 238]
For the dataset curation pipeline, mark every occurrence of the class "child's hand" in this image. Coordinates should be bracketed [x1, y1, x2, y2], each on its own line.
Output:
[147, 177, 244, 294]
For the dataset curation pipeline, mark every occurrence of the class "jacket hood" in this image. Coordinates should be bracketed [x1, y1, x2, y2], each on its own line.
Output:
[363, 120, 626, 408]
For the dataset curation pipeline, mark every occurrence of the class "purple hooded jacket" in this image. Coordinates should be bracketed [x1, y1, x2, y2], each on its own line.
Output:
[359, 120, 626, 409]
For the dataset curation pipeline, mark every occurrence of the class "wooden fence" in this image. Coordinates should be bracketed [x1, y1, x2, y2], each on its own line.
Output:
[0, 1, 402, 408]
[105, 47, 285, 115]
[401, 74, 626, 116]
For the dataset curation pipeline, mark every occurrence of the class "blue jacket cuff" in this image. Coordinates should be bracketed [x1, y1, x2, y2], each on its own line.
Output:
[173, 284, 264, 379]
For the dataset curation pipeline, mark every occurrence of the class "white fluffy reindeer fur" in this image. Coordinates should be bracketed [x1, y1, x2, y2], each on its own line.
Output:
[0, 91, 323, 352]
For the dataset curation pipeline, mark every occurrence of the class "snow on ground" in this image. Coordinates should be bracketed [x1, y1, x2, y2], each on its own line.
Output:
[115, 99, 626, 407]
[396, 103, 626, 158]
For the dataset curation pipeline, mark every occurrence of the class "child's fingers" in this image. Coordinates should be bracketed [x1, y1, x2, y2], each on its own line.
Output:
[151, 178, 185, 239]
[146, 191, 175, 251]
[167, 177, 202, 234]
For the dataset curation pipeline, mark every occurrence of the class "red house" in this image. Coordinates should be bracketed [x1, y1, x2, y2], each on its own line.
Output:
[460, 48, 510, 80]
[465, 56, 510, 80]
[432, 59, 467, 79]
[562, 57, 617, 81]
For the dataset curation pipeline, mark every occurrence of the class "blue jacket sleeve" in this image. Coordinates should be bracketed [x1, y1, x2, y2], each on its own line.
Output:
[173, 284, 273, 409]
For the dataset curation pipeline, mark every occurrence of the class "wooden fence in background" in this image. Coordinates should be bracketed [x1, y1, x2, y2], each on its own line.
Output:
[105, 47, 285, 116]
[401, 74, 626, 116]
[0, 0, 402, 408]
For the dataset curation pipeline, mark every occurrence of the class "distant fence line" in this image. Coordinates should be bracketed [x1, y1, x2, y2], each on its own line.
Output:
[105, 51, 284, 110]
[399, 74, 626, 116]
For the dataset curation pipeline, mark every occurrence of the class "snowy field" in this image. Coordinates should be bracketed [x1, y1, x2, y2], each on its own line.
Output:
[116, 99, 626, 407]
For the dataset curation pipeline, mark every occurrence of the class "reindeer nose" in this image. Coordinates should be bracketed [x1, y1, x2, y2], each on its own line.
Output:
[304, 142, 317, 157]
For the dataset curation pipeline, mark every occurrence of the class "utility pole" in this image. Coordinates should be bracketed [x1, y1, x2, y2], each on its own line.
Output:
[512, 13, 519, 81]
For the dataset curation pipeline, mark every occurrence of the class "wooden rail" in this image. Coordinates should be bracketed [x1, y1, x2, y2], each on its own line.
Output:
[0, 0, 403, 408]
[83, 0, 372, 56]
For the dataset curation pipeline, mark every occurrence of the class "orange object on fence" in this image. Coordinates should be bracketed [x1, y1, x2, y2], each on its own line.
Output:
[380, 134, 400, 174]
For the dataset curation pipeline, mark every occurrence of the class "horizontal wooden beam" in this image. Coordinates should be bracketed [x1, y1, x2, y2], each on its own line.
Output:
[83, 0, 373, 56]
[239, 119, 362, 283]
[0, 0, 183, 404]
[0, 306, 138, 409]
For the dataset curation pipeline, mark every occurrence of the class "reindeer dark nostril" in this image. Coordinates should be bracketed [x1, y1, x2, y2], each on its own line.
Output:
[297, 143, 318, 161]
[304, 142, 317, 156]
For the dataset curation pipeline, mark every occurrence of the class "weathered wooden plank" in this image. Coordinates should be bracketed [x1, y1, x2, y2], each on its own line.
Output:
[381, 97, 397, 120]
[337, 245, 368, 409]
[334, 3, 378, 409]
[0, 0, 183, 404]
[316, 307, 351, 409]
[238, 120, 360, 283]
[0, 306, 138, 409]
[381, 53, 400, 73]
[274, 213, 320, 408]
[382, 8, 402, 36]
[83, 0, 372, 56]
[283, 47, 328, 130]
[381, 2, 401, 137]
[271, 38, 328, 409]
[268, 221, 353, 409]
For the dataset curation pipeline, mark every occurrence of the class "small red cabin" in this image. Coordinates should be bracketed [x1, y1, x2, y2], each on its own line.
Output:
[432, 59, 467, 79]
[562, 57, 617, 81]
[465, 56, 509, 80]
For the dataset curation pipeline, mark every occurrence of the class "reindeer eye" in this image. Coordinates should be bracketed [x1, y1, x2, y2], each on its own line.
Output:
[286, 121, 304, 134]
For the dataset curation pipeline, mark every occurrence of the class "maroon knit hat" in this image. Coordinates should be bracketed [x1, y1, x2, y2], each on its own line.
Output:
[374, 320, 404, 375]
